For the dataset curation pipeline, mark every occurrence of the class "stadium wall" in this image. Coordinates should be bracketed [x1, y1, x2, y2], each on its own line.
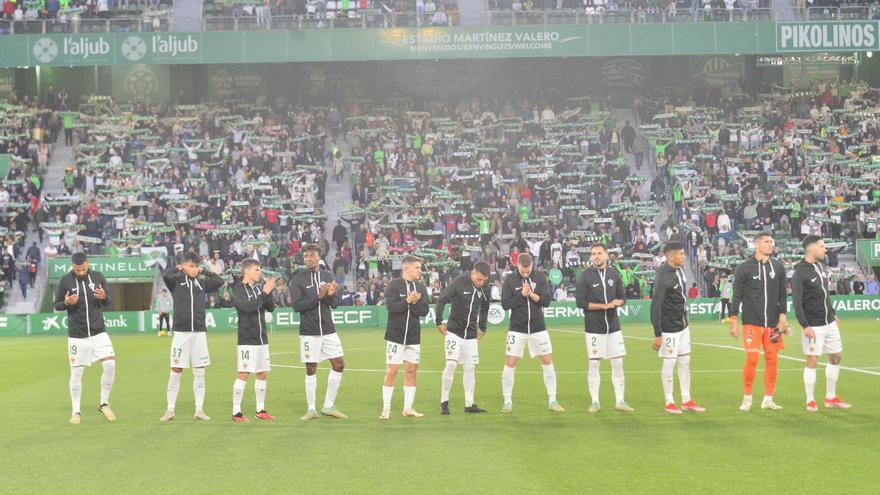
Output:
[4, 295, 879, 337]
[15, 21, 880, 99]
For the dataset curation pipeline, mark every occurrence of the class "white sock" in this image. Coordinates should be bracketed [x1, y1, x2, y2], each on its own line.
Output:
[825, 364, 840, 399]
[462, 364, 476, 407]
[166, 370, 182, 411]
[677, 355, 692, 403]
[804, 367, 816, 403]
[661, 358, 676, 403]
[232, 378, 246, 415]
[610, 357, 625, 404]
[403, 386, 416, 411]
[542, 363, 557, 403]
[762, 395, 773, 403]
[588, 359, 601, 404]
[70, 366, 84, 414]
[100, 360, 115, 405]
[441, 361, 456, 403]
[382, 386, 394, 411]
[255, 379, 267, 412]
[324, 370, 343, 409]
[501, 365, 515, 403]
[192, 367, 206, 412]
[305, 374, 317, 410]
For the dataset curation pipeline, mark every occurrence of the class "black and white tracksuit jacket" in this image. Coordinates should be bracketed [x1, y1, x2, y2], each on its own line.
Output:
[384, 277, 431, 345]
[290, 268, 340, 336]
[575, 266, 626, 334]
[730, 257, 787, 328]
[791, 260, 836, 328]
[650, 263, 688, 337]
[435, 274, 489, 339]
[501, 270, 552, 334]
[162, 267, 225, 333]
[53, 270, 111, 338]
[233, 281, 275, 345]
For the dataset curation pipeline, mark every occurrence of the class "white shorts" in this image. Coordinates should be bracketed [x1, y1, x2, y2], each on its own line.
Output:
[386, 341, 420, 365]
[300, 333, 344, 363]
[586, 331, 626, 360]
[237, 344, 271, 373]
[170, 332, 211, 368]
[658, 327, 691, 358]
[444, 333, 479, 364]
[506, 331, 553, 359]
[67, 332, 115, 367]
[802, 321, 843, 356]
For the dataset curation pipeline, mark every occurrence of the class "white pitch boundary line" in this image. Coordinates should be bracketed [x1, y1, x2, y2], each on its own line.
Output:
[269, 364, 812, 375]
[548, 328, 880, 377]
[266, 329, 880, 375]
[270, 347, 376, 355]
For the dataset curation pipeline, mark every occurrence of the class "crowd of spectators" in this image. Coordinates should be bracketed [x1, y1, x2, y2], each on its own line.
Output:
[633, 76, 880, 301]
[0, 93, 60, 302]
[334, 78, 880, 307]
[1, 0, 169, 34]
[5, 72, 880, 311]
[208, 0, 459, 27]
[36, 94, 336, 308]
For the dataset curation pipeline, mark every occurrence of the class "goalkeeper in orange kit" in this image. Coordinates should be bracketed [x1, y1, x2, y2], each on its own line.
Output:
[729, 233, 790, 412]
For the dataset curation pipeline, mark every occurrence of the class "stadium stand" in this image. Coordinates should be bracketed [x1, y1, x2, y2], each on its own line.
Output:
[338, 80, 880, 305]
[0, 96, 57, 307]
[2, 72, 879, 313]
[6, 0, 880, 34]
[0, 0, 171, 34]
[201, 0, 461, 29]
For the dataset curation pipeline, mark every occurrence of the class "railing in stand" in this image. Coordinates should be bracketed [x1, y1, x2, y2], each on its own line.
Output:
[6, 6, 880, 34]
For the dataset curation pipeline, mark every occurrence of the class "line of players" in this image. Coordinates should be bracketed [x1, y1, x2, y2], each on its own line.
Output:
[56, 234, 851, 424]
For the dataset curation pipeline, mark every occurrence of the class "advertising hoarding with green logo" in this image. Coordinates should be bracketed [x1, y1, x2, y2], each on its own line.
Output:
[8, 296, 878, 336]
[2, 22, 877, 69]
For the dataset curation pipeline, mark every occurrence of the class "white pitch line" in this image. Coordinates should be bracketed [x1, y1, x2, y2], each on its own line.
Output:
[270, 347, 378, 356]
[625, 335, 880, 376]
[269, 364, 810, 375]
[548, 329, 880, 377]
[268, 328, 879, 376]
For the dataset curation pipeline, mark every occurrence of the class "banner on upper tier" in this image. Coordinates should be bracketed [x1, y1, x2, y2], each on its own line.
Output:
[776, 21, 880, 52]
[47, 255, 156, 281]
[0, 22, 874, 68]
[9, 295, 880, 335]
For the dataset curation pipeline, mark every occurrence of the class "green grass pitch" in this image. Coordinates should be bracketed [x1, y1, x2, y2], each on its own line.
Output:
[3, 320, 880, 494]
